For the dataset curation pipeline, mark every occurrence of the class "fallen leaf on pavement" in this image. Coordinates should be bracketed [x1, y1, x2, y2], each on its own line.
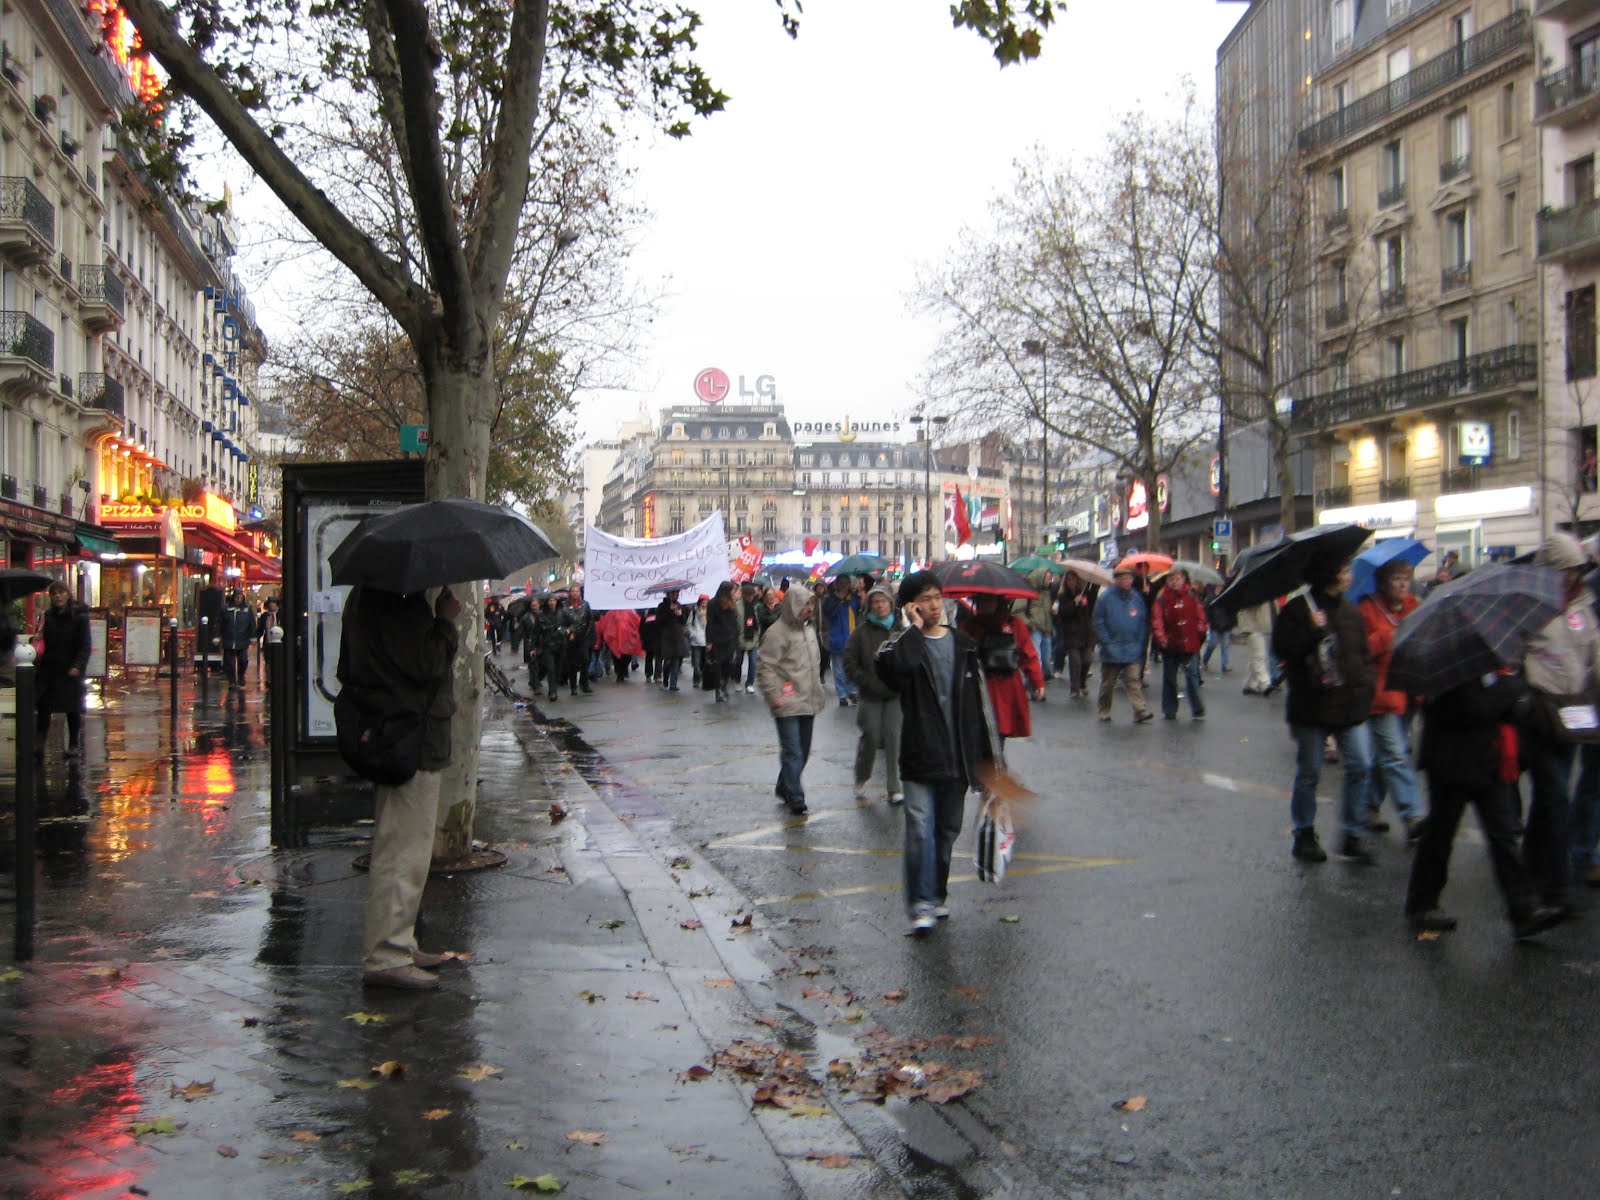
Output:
[369, 1060, 406, 1078]
[458, 1063, 504, 1082]
[670, 856, 693, 870]
[334, 1182, 372, 1195]
[805, 1152, 853, 1168]
[731, 913, 753, 930]
[922, 1069, 984, 1104]
[336, 1078, 377, 1090]
[392, 1169, 430, 1185]
[564, 1130, 605, 1145]
[839, 1009, 866, 1023]
[216, 1145, 238, 1158]
[950, 986, 984, 1001]
[600, 918, 626, 930]
[679, 919, 703, 930]
[1416, 930, 1442, 942]
[439, 949, 472, 962]
[703, 977, 734, 988]
[951, 1035, 996, 1049]
[1114, 1095, 1148, 1112]
[422, 1109, 452, 1120]
[999, 914, 1021, 924]
[171, 1080, 215, 1101]
[788, 1103, 828, 1118]
[688, 887, 714, 899]
[678, 1064, 713, 1082]
[754, 1015, 781, 1028]
[127, 1117, 179, 1137]
[345, 1011, 388, 1026]
[548, 802, 567, 825]
[882, 989, 906, 1003]
[508, 1174, 564, 1193]
[505, 1140, 527, 1151]
[85, 966, 121, 981]
[290, 1131, 322, 1143]
[576, 991, 604, 1004]
[625, 991, 659, 1003]
[0, 968, 21, 982]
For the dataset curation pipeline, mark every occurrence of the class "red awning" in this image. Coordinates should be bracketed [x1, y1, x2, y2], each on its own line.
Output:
[184, 523, 282, 582]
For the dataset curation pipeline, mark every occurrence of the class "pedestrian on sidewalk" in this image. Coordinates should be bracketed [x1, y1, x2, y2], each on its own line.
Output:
[822, 574, 861, 707]
[655, 591, 689, 691]
[533, 594, 564, 701]
[561, 585, 595, 696]
[1357, 561, 1426, 842]
[1024, 567, 1055, 687]
[1199, 582, 1231, 677]
[706, 581, 742, 702]
[844, 583, 904, 804]
[688, 595, 709, 687]
[338, 584, 460, 990]
[640, 602, 660, 682]
[595, 606, 642, 684]
[1272, 557, 1377, 865]
[736, 582, 763, 694]
[960, 595, 1042, 742]
[755, 583, 825, 813]
[34, 581, 89, 757]
[1238, 601, 1275, 695]
[1055, 570, 1095, 699]
[876, 571, 996, 936]
[255, 595, 281, 684]
[1092, 566, 1152, 724]
[1152, 568, 1207, 721]
[220, 589, 254, 689]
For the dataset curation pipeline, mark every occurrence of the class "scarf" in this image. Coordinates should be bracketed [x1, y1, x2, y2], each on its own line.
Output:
[866, 611, 894, 631]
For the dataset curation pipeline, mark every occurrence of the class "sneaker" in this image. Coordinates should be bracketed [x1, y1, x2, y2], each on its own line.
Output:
[888, 792, 905, 806]
[1513, 906, 1565, 940]
[1338, 835, 1375, 866]
[1407, 910, 1458, 933]
[1192, 711, 1205, 721]
[787, 801, 809, 815]
[853, 781, 869, 800]
[933, 906, 950, 920]
[907, 914, 937, 937]
[745, 685, 755, 694]
[1134, 712, 1153, 724]
[1098, 714, 1112, 722]
[840, 697, 850, 707]
[1405, 817, 1427, 845]
[1292, 831, 1327, 863]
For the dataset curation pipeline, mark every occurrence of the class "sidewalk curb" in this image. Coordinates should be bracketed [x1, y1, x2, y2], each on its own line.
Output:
[495, 699, 1056, 1200]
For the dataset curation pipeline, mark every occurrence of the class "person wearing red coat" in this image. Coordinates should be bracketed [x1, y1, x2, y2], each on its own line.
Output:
[1151, 568, 1208, 721]
[1357, 561, 1426, 841]
[959, 596, 1044, 741]
[595, 608, 644, 683]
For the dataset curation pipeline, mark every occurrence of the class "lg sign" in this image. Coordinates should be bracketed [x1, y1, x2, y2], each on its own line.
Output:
[693, 367, 777, 405]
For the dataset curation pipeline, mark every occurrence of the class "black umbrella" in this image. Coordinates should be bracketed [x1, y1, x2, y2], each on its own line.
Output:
[1388, 564, 1565, 699]
[1210, 523, 1373, 616]
[642, 577, 695, 596]
[0, 569, 54, 602]
[329, 498, 558, 594]
[929, 559, 1036, 600]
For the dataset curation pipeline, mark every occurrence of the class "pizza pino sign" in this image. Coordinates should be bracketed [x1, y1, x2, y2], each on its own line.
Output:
[101, 492, 236, 532]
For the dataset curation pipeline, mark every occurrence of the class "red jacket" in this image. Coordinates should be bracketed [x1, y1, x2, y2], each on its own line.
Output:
[596, 609, 643, 658]
[1152, 585, 1208, 657]
[960, 613, 1044, 739]
[1358, 592, 1417, 715]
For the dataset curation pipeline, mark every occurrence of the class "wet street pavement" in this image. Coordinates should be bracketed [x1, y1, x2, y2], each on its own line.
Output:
[6, 655, 1600, 1199]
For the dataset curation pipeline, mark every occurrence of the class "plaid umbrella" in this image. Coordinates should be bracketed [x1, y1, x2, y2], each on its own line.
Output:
[1387, 564, 1565, 699]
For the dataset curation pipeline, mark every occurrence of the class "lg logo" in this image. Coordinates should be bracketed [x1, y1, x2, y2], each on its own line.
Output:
[693, 368, 777, 405]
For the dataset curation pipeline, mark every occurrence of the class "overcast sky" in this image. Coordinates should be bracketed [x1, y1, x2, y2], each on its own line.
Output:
[238, 0, 1247, 447]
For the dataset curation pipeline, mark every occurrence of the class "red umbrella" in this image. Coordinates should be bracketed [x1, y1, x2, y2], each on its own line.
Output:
[929, 559, 1037, 600]
[1116, 552, 1173, 575]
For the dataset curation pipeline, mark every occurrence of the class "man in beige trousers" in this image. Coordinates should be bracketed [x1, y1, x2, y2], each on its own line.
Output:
[339, 584, 461, 990]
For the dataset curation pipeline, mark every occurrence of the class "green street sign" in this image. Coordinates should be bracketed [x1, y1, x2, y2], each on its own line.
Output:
[400, 424, 430, 453]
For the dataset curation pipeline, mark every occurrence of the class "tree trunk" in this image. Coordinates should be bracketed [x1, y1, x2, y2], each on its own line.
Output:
[1144, 468, 1163, 551]
[1273, 421, 1298, 535]
[424, 361, 495, 861]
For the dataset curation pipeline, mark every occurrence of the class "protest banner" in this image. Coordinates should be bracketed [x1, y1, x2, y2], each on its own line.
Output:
[583, 512, 730, 607]
[730, 534, 764, 583]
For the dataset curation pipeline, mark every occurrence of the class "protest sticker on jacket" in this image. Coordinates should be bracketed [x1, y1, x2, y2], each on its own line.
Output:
[731, 534, 764, 583]
[584, 512, 729, 608]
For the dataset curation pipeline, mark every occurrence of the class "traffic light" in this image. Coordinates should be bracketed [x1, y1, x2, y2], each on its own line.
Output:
[546, 571, 556, 583]
[1209, 538, 1220, 552]
[1054, 529, 1067, 554]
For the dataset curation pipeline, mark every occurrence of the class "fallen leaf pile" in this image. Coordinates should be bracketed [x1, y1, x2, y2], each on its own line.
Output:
[170, 1080, 214, 1102]
[830, 1029, 995, 1105]
[547, 801, 568, 825]
[713, 1040, 825, 1110]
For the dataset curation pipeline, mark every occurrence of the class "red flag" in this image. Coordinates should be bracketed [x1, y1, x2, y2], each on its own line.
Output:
[803, 536, 820, 557]
[952, 486, 972, 548]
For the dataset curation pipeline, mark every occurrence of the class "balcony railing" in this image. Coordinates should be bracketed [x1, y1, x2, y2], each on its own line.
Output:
[1535, 63, 1600, 120]
[1, 475, 16, 500]
[79, 371, 124, 419]
[30, 483, 45, 509]
[1379, 476, 1412, 501]
[0, 176, 53, 244]
[1378, 182, 1407, 208]
[57, 372, 70, 398]
[1440, 155, 1471, 183]
[1441, 262, 1472, 292]
[1324, 209, 1351, 236]
[77, 263, 125, 315]
[1379, 283, 1407, 311]
[1298, 10, 1532, 154]
[1440, 466, 1479, 494]
[1537, 198, 1600, 259]
[58, 493, 72, 516]
[1325, 302, 1350, 329]
[0, 311, 53, 369]
[1316, 485, 1353, 508]
[1292, 343, 1537, 431]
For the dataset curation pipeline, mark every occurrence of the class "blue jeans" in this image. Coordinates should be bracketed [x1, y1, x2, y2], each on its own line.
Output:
[830, 651, 857, 701]
[773, 714, 814, 810]
[901, 777, 968, 918]
[1291, 723, 1372, 842]
[662, 656, 681, 690]
[1161, 653, 1204, 718]
[1202, 627, 1230, 672]
[1030, 630, 1053, 679]
[743, 647, 759, 688]
[1366, 712, 1422, 821]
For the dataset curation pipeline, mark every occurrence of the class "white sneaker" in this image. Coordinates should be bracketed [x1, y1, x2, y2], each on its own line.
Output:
[908, 914, 937, 936]
[853, 782, 869, 800]
[933, 906, 950, 920]
[888, 791, 905, 806]
[745, 685, 755, 694]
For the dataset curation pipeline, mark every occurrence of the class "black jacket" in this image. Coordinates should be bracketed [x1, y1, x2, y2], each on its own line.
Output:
[1421, 674, 1531, 790]
[1272, 590, 1375, 731]
[706, 603, 741, 665]
[337, 587, 458, 771]
[654, 599, 690, 659]
[875, 625, 994, 787]
[37, 601, 90, 714]
[1054, 583, 1096, 650]
[843, 615, 900, 702]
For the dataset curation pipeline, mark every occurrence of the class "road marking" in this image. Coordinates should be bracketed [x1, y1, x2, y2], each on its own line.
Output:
[708, 807, 870, 847]
[749, 860, 1134, 907]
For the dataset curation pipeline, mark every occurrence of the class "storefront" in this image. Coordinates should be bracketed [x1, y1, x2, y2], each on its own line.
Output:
[1318, 488, 1535, 566]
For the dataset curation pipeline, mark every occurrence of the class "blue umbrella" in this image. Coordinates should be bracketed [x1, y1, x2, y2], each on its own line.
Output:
[1347, 538, 1431, 602]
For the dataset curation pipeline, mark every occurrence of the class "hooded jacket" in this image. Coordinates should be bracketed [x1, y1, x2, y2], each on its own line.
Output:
[1024, 570, 1056, 634]
[1525, 533, 1600, 700]
[876, 622, 995, 787]
[842, 585, 901, 703]
[1152, 583, 1208, 657]
[336, 587, 458, 771]
[755, 585, 827, 716]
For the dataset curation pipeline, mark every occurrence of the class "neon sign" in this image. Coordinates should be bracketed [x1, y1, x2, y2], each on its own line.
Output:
[86, 0, 165, 110]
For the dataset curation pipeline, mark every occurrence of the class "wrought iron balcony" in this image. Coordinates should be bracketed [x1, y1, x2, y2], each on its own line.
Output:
[1537, 198, 1600, 262]
[1378, 182, 1407, 208]
[1439, 155, 1471, 183]
[1440, 466, 1479, 494]
[0, 176, 53, 266]
[1298, 11, 1532, 155]
[2, 475, 16, 500]
[0, 311, 52, 370]
[30, 483, 45, 509]
[1441, 262, 1472, 292]
[58, 493, 72, 516]
[1292, 344, 1537, 432]
[1324, 209, 1351, 236]
[1379, 283, 1407, 311]
[1535, 63, 1600, 124]
[76, 264, 124, 333]
[79, 372, 124, 419]
[1379, 476, 1412, 501]
[1316, 485, 1353, 508]
[1324, 302, 1350, 329]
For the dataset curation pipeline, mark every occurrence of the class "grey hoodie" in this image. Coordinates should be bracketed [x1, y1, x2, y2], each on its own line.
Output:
[755, 585, 827, 716]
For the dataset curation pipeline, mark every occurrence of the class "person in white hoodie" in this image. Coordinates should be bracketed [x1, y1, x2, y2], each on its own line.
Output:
[756, 585, 827, 814]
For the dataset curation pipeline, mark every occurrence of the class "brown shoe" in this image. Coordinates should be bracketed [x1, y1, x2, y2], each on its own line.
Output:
[412, 949, 458, 970]
[363, 964, 440, 990]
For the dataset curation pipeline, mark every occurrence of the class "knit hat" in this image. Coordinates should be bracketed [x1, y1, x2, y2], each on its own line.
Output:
[866, 582, 895, 605]
[1536, 532, 1589, 571]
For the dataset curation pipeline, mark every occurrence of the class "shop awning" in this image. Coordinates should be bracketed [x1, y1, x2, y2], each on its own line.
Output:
[185, 523, 282, 580]
[76, 529, 120, 556]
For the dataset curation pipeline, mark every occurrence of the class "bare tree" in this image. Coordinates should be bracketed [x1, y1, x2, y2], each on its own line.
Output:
[918, 102, 1216, 550]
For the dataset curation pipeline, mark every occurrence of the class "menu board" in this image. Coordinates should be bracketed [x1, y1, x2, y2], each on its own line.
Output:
[86, 609, 108, 678]
[123, 606, 165, 667]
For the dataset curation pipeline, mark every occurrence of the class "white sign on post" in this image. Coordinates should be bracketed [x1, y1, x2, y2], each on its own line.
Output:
[582, 513, 729, 608]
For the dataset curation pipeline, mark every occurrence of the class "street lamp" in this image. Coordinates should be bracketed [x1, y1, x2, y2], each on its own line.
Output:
[908, 410, 950, 564]
[1023, 339, 1049, 551]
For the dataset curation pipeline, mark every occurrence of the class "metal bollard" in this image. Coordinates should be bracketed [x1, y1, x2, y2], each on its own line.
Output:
[265, 634, 295, 848]
[13, 653, 36, 960]
[168, 620, 179, 723]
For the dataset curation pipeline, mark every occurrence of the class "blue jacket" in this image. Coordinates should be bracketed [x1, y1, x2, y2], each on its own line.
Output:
[1093, 586, 1148, 664]
[822, 591, 860, 654]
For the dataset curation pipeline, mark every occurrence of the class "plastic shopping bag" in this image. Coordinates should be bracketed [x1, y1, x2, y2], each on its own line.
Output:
[974, 794, 1015, 884]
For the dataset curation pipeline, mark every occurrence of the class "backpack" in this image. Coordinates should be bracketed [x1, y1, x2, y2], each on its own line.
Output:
[334, 685, 424, 787]
[979, 631, 1020, 676]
